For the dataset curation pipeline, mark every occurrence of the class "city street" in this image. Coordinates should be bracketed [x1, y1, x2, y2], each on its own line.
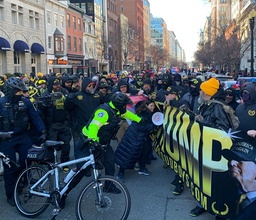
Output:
[0, 140, 215, 220]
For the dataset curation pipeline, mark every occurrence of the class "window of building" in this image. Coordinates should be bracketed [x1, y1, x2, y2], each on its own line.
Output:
[29, 10, 34, 28]
[18, 6, 23, 25]
[11, 4, 17, 24]
[0, 0, 4, 21]
[31, 55, 36, 64]
[54, 13, 58, 26]
[220, 0, 226, 3]
[88, 23, 91, 34]
[47, 11, 51, 24]
[74, 37, 77, 51]
[79, 38, 82, 51]
[13, 52, 21, 73]
[60, 15, 64, 28]
[221, 7, 225, 12]
[73, 16, 76, 29]
[78, 18, 81, 30]
[35, 12, 39, 30]
[55, 37, 64, 52]
[67, 36, 71, 51]
[81, 3, 86, 11]
[48, 36, 52, 49]
[67, 13, 70, 27]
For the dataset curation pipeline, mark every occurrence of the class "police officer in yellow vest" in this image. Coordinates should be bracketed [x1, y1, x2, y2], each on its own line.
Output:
[59, 92, 143, 208]
[80, 92, 142, 177]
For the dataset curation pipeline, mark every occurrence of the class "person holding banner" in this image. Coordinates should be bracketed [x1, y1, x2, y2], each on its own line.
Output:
[190, 77, 233, 218]
[115, 100, 157, 182]
[165, 85, 189, 195]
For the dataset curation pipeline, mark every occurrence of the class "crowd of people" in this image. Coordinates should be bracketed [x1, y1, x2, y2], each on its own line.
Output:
[0, 69, 256, 219]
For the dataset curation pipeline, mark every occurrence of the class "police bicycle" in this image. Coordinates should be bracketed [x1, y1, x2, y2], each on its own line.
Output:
[13, 138, 131, 220]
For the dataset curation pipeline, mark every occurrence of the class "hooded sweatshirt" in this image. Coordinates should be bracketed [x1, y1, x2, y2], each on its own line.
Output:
[64, 77, 102, 132]
[235, 84, 256, 132]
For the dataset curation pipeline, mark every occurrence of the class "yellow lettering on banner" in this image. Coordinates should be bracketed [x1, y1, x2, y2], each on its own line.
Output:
[190, 182, 195, 196]
[177, 112, 190, 171]
[164, 108, 180, 161]
[201, 127, 232, 196]
[193, 185, 208, 210]
[190, 122, 201, 188]
[171, 110, 183, 161]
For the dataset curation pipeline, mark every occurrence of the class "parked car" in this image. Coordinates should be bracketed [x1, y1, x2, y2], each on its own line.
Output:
[237, 76, 256, 88]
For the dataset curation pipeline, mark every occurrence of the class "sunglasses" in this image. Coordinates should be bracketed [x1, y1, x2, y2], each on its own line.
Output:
[88, 84, 95, 88]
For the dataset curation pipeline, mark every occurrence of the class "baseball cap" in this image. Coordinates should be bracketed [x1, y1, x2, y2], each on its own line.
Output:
[53, 78, 61, 85]
[222, 141, 256, 164]
[165, 86, 179, 95]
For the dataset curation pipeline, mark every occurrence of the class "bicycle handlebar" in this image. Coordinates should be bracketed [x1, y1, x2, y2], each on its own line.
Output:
[83, 138, 106, 151]
[0, 131, 13, 139]
[0, 152, 20, 168]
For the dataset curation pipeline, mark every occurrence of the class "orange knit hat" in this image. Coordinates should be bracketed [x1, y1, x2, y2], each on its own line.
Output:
[200, 78, 220, 96]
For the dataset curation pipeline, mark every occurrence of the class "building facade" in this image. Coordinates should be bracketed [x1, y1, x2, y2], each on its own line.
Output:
[0, 0, 46, 75]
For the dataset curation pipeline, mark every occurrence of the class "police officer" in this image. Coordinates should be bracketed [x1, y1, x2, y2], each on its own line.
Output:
[59, 92, 143, 208]
[0, 77, 46, 206]
[39, 76, 71, 172]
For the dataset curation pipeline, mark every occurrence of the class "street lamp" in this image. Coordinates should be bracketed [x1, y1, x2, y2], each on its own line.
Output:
[250, 17, 255, 77]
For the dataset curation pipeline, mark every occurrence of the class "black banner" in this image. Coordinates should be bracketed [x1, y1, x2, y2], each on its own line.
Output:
[153, 105, 240, 218]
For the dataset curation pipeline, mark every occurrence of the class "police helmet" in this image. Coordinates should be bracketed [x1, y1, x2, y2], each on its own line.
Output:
[6, 77, 28, 91]
[112, 92, 133, 107]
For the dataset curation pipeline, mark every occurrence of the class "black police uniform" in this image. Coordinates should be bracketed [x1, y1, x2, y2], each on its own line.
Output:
[0, 95, 45, 201]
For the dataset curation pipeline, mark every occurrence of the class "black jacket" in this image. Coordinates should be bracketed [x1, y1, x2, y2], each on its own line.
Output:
[114, 110, 155, 169]
[235, 85, 256, 132]
[198, 89, 232, 131]
[65, 78, 103, 132]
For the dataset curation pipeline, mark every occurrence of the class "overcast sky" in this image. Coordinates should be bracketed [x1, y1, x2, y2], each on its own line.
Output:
[149, 0, 211, 62]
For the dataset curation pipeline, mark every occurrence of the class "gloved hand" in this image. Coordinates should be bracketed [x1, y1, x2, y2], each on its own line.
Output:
[119, 106, 127, 114]
[179, 104, 189, 112]
[39, 130, 47, 144]
[195, 114, 204, 122]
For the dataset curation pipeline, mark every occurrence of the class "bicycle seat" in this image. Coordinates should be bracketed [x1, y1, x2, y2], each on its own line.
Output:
[44, 140, 64, 148]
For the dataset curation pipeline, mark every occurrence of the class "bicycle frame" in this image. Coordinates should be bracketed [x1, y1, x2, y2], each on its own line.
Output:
[29, 150, 97, 198]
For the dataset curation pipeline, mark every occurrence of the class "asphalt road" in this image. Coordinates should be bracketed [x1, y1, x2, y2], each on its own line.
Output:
[0, 140, 216, 220]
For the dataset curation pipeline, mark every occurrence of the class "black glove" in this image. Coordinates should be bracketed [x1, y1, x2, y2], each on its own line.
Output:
[179, 104, 189, 112]
[139, 117, 147, 125]
[39, 130, 47, 144]
[118, 106, 127, 114]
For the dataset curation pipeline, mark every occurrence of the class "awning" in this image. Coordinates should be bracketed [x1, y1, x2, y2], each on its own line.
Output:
[13, 40, 30, 52]
[0, 37, 11, 51]
[31, 43, 45, 54]
[51, 65, 72, 68]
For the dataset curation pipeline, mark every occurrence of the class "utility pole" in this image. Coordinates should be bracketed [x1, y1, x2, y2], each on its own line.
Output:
[102, 0, 109, 73]
[250, 17, 255, 77]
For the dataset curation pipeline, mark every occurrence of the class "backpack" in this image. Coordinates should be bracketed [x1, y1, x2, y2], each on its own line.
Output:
[208, 100, 240, 130]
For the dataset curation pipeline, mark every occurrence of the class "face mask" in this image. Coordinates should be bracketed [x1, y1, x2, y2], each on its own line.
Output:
[198, 96, 204, 104]
[242, 93, 250, 104]
[189, 87, 198, 96]
[12, 94, 22, 102]
[86, 88, 95, 94]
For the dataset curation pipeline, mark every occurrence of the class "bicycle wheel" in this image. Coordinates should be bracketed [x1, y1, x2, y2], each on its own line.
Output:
[76, 176, 131, 220]
[14, 164, 53, 218]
